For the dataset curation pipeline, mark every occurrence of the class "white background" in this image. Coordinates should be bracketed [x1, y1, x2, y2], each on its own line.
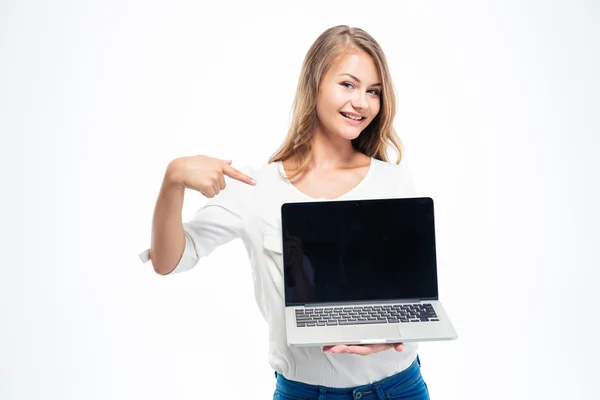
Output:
[1, 0, 599, 399]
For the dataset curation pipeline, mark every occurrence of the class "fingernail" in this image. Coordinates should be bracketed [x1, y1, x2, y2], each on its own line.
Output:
[250, 179, 257, 185]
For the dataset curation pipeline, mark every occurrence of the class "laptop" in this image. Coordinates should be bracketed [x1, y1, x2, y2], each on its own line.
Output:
[281, 197, 458, 347]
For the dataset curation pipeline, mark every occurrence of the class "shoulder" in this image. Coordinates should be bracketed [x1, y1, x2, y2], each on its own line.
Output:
[371, 157, 412, 179]
[247, 160, 280, 181]
[370, 158, 417, 197]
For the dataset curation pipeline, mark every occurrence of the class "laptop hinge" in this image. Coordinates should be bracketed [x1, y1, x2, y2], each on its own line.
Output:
[301, 299, 425, 307]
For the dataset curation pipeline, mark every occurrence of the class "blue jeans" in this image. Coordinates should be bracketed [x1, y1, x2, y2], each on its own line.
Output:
[273, 356, 430, 400]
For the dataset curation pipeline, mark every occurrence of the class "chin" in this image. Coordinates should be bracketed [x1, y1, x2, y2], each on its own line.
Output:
[320, 121, 365, 141]
[337, 129, 363, 141]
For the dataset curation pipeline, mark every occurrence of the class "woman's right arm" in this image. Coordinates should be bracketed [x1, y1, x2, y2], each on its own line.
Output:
[148, 156, 256, 275]
[150, 160, 187, 275]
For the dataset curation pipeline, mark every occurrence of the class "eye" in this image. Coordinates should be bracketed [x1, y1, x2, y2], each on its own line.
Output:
[367, 88, 381, 96]
[341, 81, 355, 89]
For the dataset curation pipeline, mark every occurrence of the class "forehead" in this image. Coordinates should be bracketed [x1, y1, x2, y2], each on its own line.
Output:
[327, 50, 380, 83]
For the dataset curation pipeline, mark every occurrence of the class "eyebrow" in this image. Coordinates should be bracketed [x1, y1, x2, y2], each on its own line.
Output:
[339, 73, 382, 87]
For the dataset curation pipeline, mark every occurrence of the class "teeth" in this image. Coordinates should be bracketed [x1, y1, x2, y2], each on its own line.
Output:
[342, 112, 362, 121]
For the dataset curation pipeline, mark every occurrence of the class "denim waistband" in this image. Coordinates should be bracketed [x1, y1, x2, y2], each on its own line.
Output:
[274, 355, 421, 399]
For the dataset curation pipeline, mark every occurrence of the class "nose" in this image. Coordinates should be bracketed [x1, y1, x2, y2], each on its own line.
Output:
[351, 91, 369, 112]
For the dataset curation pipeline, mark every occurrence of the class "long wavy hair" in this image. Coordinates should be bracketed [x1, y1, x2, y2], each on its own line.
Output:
[268, 25, 403, 182]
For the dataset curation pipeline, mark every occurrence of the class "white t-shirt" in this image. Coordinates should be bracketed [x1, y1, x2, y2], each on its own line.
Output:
[140, 157, 420, 388]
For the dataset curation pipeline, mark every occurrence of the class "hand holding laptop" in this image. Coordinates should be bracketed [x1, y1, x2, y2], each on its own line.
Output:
[323, 342, 404, 355]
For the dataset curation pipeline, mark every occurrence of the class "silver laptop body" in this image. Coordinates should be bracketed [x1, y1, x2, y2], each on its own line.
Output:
[281, 197, 458, 347]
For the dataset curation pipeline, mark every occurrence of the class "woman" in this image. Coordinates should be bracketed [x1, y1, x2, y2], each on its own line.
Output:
[141, 25, 430, 399]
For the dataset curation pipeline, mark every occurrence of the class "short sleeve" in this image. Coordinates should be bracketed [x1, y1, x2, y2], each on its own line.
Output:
[139, 165, 254, 275]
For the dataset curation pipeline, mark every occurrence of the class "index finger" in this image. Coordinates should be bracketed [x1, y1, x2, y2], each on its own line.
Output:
[222, 164, 256, 185]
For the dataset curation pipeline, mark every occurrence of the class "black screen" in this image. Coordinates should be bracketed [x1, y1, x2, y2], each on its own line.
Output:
[281, 197, 438, 306]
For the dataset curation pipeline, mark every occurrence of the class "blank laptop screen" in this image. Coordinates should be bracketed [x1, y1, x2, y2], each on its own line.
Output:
[281, 197, 439, 306]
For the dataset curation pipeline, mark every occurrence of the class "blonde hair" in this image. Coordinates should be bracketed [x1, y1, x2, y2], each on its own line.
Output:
[269, 25, 402, 182]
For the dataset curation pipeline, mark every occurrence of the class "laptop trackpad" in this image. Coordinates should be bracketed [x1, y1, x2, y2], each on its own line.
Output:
[343, 324, 402, 343]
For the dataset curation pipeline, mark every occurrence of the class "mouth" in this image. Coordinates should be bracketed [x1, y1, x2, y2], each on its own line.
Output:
[340, 112, 365, 123]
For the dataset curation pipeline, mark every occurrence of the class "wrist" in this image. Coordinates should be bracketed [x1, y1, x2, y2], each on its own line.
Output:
[164, 159, 185, 190]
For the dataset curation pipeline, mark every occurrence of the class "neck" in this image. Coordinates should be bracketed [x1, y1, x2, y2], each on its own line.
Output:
[308, 129, 359, 172]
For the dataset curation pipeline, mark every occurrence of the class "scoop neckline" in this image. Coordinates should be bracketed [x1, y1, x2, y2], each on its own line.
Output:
[277, 157, 376, 201]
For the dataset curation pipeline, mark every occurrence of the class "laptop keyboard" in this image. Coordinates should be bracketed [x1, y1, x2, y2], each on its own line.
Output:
[295, 304, 439, 327]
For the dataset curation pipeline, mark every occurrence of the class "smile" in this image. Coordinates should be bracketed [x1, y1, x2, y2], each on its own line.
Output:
[340, 112, 365, 122]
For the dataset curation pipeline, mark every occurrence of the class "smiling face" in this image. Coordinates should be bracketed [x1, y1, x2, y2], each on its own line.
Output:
[314, 50, 382, 141]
